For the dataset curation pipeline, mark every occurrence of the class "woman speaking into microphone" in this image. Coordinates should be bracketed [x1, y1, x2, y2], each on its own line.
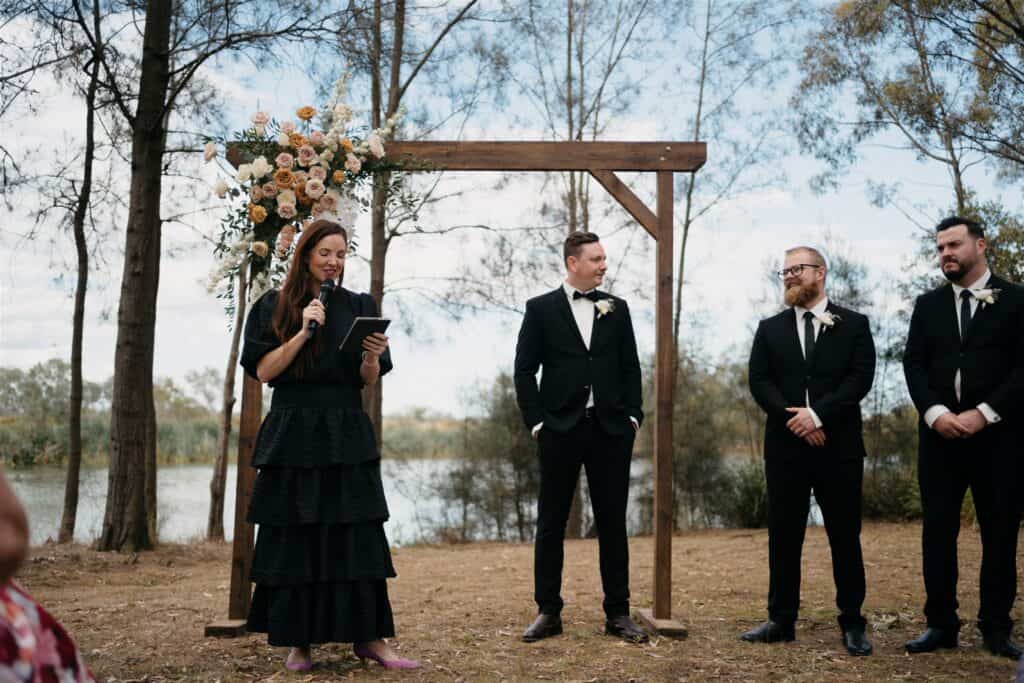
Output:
[240, 219, 418, 671]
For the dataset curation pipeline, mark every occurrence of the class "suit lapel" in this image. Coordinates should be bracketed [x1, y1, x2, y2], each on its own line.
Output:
[784, 308, 809, 370]
[553, 288, 588, 349]
[963, 275, 1003, 345]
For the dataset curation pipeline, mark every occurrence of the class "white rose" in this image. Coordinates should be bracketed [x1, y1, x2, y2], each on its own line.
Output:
[213, 179, 229, 198]
[203, 141, 217, 162]
[236, 164, 252, 183]
[277, 132, 291, 147]
[367, 132, 385, 158]
[319, 149, 334, 164]
[276, 189, 296, 206]
[250, 156, 272, 180]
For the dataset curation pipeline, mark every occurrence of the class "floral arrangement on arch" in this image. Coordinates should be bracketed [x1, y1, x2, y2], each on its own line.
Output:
[203, 76, 402, 307]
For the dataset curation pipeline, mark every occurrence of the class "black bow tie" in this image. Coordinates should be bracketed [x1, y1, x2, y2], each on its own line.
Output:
[573, 290, 600, 302]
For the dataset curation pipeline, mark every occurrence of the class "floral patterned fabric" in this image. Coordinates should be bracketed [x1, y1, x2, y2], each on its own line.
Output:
[0, 581, 94, 682]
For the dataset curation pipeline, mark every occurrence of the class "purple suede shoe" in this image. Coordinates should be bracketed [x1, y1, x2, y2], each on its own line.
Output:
[353, 643, 420, 670]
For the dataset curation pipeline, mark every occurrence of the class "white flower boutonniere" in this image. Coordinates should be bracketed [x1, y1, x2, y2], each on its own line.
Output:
[594, 298, 616, 318]
[971, 288, 1000, 306]
[816, 311, 841, 328]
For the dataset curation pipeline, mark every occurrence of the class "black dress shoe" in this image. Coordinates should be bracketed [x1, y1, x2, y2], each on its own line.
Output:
[605, 615, 650, 643]
[522, 613, 562, 642]
[740, 621, 795, 643]
[981, 631, 1023, 660]
[841, 629, 873, 656]
[905, 627, 958, 653]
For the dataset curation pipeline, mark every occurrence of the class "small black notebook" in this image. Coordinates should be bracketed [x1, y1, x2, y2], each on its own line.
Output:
[339, 317, 391, 353]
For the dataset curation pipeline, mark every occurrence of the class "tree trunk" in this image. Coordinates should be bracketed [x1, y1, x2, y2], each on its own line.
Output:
[207, 264, 248, 540]
[97, 0, 171, 552]
[60, 2, 102, 544]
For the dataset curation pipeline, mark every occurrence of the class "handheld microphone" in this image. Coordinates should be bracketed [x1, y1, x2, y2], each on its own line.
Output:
[306, 279, 335, 336]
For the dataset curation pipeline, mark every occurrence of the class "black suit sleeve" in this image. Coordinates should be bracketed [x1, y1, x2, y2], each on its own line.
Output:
[618, 299, 643, 427]
[903, 295, 940, 414]
[810, 313, 875, 425]
[978, 288, 1024, 416]
[748, 320, 789, 421]
[514, 298, 544, 430]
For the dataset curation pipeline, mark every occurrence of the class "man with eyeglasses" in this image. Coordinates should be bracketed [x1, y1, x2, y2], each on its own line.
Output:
[903, 216, 1024, 659]
[743, 246, 876, 655]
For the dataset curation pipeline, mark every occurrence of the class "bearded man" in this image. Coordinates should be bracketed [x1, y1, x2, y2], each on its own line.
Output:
[903, 216, 1024, 659]
[743, 245, 876, 656]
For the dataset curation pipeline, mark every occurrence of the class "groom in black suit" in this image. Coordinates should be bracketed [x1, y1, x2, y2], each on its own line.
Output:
[744, 246, 876, 656]
[903, 216, 1024, 659]
[514, 231, 648, 644]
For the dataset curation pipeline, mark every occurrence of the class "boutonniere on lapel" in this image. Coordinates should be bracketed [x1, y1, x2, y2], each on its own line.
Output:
[971, 288, 1000, 306]
[816, 311, 841, 330]
[594, 298, 616, 318]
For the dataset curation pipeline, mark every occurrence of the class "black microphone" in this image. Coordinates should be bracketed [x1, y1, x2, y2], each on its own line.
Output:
[306, 279, 335, 336]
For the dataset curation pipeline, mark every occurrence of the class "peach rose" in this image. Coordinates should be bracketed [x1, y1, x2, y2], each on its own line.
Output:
[308, 166, 327, 182]
[344, 153, 362, 174]
[296, 106, 316, 121]
[275, 152, 294, 169]
[273, 168, 295, 189]
[251, 241, 269, 258]
[331, 170, 346, 185]
[261, 182, 278, 198]
[248, 204, 267, 224]
[277, 203, 297, 219]
[250, 185, 264, 202]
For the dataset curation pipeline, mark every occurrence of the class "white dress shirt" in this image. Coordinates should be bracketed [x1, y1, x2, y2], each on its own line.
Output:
[531, 282, 638, 436]
[792, 296, 829, 429]
[923, 269, 1001, 428]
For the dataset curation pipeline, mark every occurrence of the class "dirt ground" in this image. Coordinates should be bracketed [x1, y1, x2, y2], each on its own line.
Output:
[16, 522, 1023, 682]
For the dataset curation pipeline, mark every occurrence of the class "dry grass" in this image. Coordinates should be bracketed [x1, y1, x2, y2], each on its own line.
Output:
[17, 522, 1023, 681]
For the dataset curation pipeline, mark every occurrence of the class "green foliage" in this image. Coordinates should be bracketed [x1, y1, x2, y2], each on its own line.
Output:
[0, 360, 230, 466]
[428, 373, 539, 543]
[714, 459, 770, 529]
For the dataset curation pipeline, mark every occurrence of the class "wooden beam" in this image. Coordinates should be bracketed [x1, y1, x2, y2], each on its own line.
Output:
[387, 141, 706, 172]
[652, 171, 681, 627]
[588, 170, 658, 238]
[228, 374, 261, 620]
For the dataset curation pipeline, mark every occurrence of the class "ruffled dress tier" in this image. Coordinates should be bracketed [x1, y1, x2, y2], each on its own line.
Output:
[240, 287, 396, 647]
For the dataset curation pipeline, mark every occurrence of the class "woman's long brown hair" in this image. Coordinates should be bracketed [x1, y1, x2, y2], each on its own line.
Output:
[271, 220, 348, 375]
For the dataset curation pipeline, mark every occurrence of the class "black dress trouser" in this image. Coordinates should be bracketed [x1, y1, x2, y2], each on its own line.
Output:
[534, 414, 634, 618]
[918, 427, 1020, 633]
[765, 452, 867, 631]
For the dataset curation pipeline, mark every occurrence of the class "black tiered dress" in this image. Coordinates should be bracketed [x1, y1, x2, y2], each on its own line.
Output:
[240, 286, 396, 647]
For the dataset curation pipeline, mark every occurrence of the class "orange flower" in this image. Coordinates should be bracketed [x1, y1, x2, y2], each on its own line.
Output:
[288, 132, 307, 149]
[331, 170, 346, 185]
[340, 137, 354, 153]
[248, 204, 267, 224]
[294, 184, 312, 206]
[296, 106, 316, 121]
[273, 168, 295, 189]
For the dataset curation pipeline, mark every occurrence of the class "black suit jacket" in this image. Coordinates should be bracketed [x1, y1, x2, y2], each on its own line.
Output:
[514, 287, 643, 436]
[749, 302, 876, 461]
[903, 274, 1024, 453]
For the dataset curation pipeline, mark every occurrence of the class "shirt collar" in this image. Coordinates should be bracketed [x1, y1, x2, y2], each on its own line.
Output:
[794, 295, 829, 320]
[563, 281, 595, 300]
[951, 268, 991, 296]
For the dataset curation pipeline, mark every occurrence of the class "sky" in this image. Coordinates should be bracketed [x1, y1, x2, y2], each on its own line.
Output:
[1, 14, 1021, 419]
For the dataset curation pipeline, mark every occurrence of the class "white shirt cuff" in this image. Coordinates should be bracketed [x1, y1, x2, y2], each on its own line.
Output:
[923, 405, 950, 429]
[807, 407, 822, 429]
[629, 416, 638, 430]
[977, 403, 1001, 424]
[531, 422, 544, 437]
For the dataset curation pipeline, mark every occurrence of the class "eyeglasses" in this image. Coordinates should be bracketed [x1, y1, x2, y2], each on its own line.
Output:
[777, 264, 822, 278]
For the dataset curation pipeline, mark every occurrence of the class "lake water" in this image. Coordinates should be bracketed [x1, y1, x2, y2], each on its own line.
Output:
[8, 460, 822, 547]
[7, 460, 449, 547]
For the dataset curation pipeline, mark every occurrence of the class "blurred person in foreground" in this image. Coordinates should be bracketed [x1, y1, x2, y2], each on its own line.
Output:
[0, 469, 95, 681]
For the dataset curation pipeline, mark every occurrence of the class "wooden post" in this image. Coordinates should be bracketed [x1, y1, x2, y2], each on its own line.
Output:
[204, 373, 261, 637]
[635, 171, 687, 638]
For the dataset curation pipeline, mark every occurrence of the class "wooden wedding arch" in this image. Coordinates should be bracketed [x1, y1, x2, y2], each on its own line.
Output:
[206, 140, 707, 638]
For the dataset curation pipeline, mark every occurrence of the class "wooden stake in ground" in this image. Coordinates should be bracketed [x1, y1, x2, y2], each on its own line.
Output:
[210, 140, 706, 638]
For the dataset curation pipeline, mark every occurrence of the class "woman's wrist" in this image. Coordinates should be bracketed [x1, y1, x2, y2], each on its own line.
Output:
[361, 351, 380, 366]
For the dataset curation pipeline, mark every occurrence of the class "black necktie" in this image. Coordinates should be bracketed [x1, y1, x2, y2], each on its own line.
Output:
[803, 311, 816, 361]
[573, 290, 600, 302]
[959, 289, 973, 340]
